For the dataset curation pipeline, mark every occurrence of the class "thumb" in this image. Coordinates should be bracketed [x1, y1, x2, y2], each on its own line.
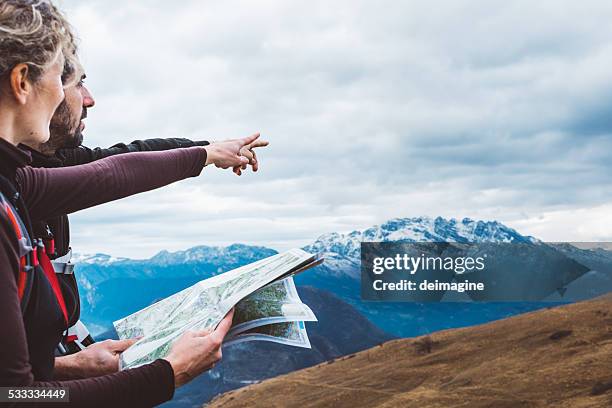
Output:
[211, 309, 235, 342]
[237, 155, 249, 165]
[241, 132, 260, 147]
[192, 329, 213, 338]
[112, 338, 138, 352]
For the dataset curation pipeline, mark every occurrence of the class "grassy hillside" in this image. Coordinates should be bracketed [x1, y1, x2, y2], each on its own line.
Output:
[210, 294, 612, 408]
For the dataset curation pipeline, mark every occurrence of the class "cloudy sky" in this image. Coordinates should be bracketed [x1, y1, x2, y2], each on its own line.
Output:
[57, 0, 612, 258]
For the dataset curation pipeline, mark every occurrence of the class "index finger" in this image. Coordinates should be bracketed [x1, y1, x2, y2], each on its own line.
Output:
[248, 140, 269, 149]
[211, 309, 235, 342]
[241, 133, 260, 147]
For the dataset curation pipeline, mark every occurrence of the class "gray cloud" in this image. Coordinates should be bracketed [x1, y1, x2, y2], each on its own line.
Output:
[55, 0, 612, 257]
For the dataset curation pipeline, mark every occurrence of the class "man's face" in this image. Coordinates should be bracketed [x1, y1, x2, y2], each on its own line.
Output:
[42, 75, 95, 155]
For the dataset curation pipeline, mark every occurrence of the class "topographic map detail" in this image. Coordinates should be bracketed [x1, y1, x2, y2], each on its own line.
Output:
[114, 249, 318, 370]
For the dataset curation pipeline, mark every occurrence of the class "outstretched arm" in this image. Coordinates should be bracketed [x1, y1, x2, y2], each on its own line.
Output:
[57, 138, 210, 166]
[19, 147, 207, 222]
[19, 133, 267, 223]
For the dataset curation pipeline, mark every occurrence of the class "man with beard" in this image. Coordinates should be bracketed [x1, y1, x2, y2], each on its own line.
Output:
[23, 70, 264, 380]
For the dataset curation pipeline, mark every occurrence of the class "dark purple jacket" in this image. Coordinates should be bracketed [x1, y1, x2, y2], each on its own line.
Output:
[0, 137, 207, 407]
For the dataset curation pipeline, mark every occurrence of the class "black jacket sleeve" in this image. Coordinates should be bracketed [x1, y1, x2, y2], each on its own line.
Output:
[56, 138, 210, 167]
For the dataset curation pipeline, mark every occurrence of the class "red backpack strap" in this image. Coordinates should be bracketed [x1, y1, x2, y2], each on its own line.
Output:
[0, 193, 34, 310]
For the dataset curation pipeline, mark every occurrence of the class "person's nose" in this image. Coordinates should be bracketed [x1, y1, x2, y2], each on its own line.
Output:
[82, 86, 96, 108]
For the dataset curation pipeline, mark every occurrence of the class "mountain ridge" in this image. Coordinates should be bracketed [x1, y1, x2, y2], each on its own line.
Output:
[74, 216, 612, 335]
[75, 216, 535, 274]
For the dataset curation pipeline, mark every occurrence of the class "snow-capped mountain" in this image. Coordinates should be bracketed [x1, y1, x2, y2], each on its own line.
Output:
[72, 216, 611, 339]
[74, 244, 275, 267]
[148, 244, 277, 266]
[74, 217, 533, 264]
[303, 216, 536, 276]
[71, 253, 129, 265]
[74, 217, 536, 283]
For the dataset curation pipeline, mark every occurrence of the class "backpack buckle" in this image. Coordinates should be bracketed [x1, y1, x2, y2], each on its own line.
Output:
[52, 261, 75, 275]
[17, 237, 32, 258]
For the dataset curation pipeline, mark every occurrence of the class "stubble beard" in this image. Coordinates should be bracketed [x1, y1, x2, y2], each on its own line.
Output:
[43, 101, 84, 155]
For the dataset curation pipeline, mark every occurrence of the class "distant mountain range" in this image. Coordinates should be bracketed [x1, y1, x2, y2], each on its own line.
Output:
[75, 216, 612, 336]
[75, 216, 537, 288]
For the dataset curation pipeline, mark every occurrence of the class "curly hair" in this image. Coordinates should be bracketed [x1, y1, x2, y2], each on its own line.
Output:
[0, 0, 81, 88]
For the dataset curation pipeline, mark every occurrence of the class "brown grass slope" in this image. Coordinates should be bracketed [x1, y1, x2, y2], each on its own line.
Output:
[210, 295, 612, 408]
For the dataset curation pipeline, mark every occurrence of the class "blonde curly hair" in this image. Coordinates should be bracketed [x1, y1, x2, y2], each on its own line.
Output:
[0, 0, 81, 89]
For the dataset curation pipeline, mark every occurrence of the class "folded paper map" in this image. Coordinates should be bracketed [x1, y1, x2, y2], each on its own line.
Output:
[114, 249, 322, 370]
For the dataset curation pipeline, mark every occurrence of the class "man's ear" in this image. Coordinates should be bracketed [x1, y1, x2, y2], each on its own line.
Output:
[9, 63, 31, 105]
